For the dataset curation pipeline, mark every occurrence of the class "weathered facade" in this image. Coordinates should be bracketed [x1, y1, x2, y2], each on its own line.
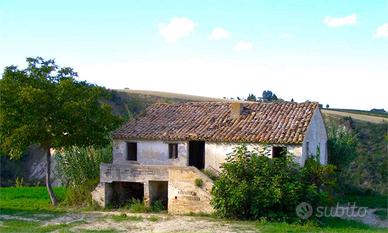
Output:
[92, 101, 328, 213]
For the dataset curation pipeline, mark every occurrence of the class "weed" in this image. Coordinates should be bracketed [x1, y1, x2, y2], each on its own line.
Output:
[147, 215, 160, 222]
[194, 178, 203, 188]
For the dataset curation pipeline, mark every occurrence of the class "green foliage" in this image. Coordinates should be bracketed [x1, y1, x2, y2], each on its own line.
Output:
[336, 195, 388, 209]
[255, 217, 384, 233]
[202, 168, 219, 181]
[55, 146, 112, 206]
[15, 177, 24, 188]
[111, 213, 143, 222]
[327, 119, 388, 195]
[126, 198, 148, 213]
[262, 90, 278, 102]
[119, 198, 166, 213]
[327, 123, 359, 169]
[246, 93, 257, 101]
[55, 146, 112, 187]
[194, 178, 203, 187]
[149, 200, 165, 212]
[0, 155, 26, 186]
[0, 57, 122, 159]
[374, 209, 388, 220]
[0, 187, 66, 213]
[147, 215, 160, 222]
[211, 145, 336, 221]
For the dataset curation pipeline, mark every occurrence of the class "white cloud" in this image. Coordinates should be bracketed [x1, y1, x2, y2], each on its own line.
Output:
[324, 14, 357, 27]
[234, 41, 253, 51]
[209, 28, 230, 40]
[158, 17, 197, 43]
[374, 23, 388, 38]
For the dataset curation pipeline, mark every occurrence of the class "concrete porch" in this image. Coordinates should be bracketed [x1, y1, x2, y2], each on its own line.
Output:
[92, 163, 214, 214]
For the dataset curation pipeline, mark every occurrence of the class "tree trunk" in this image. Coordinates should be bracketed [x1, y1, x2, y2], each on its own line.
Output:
[46, 147, 58, 206]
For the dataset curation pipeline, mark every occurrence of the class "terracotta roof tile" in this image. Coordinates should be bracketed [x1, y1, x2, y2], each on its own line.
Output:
[113, 101, 319, 144]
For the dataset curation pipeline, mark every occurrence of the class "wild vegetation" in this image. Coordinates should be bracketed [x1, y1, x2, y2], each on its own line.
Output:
[0, 57, 122, 205]
[55, 146, 113, 206]
[326, 116, 388, 197]
[211, 145, 336, 221]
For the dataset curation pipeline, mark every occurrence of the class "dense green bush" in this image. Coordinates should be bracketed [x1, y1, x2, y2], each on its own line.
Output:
[327, 123, 359, 169]
[55, 146, 112, 206]
[211, 145, 335, 221]
[327, 120, 388, 195]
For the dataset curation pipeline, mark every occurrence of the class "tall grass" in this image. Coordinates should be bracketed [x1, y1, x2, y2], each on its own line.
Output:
[55, 146, 112, 206]
[0, 187, 66, 213]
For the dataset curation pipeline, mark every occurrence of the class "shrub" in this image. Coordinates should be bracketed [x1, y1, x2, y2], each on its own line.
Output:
[147, 216, 160, 222]
[194, 178, 203, 187]
[150, 200, 165, 212]
[55, 146, 112, 206]
[202, 169, 219, 181]
[211, 145, 335, 221]
[127, 198, 148, 213]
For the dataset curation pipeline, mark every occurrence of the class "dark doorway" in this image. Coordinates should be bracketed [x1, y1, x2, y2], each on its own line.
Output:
[188, 141, 205, 169]
[109, 182, 144, 207]
[272, 146, 287, 158]
[149, 181, 168, 210]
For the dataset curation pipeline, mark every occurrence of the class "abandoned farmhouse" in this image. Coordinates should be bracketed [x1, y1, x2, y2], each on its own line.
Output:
[92, 101, 328, 213]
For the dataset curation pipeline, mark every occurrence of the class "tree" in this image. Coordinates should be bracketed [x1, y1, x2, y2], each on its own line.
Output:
[262, 90, 278, 102]
[0, 57, 122, 206]
[326, 104, 330, 109]
[246, 93, 257, 101]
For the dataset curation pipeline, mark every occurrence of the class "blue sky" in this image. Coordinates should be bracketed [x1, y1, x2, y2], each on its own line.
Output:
[1, 0, 387, 110]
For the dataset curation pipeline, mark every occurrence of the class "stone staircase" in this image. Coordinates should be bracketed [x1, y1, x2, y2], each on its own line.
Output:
[167, 166, 214, 214]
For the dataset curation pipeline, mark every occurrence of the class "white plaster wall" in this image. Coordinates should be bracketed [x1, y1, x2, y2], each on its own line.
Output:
[205, 142, 303, 171]
[112, 140, 188, 166]
[302, 109, 328, 165]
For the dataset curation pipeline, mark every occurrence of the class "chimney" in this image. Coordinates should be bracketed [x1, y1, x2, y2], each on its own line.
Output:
[230, 102, 242, 119]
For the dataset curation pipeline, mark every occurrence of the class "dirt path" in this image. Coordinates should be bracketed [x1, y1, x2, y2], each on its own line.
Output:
[73, 212, 256, 233]
[1, 211, 257, 233]
[339, 208, 388, 228]
[1, 209, 387, 232]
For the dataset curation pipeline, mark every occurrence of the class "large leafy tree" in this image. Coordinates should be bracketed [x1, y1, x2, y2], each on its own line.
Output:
[0, 57, 122, 205]
[262, 90, 278, 102]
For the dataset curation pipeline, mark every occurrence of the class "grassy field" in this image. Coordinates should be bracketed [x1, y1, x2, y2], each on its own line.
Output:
[117, 89, 225, 102]
[322, 109, 388, 124]
[0, 187, 67, 214]
[326, 108, 388, 118]
[1, 187, 387, 232]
